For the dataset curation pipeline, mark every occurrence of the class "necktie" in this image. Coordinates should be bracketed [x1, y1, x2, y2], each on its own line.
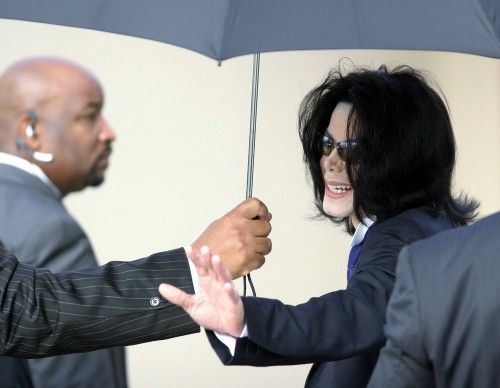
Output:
[347, 226, 373, 280]
[347, 243, 363, 280]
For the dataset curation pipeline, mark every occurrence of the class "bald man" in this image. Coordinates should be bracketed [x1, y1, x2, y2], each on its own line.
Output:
[0, 57, 272, 388]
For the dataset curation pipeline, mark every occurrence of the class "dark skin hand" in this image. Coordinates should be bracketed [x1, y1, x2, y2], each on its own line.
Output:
[191, 197, 272, 279]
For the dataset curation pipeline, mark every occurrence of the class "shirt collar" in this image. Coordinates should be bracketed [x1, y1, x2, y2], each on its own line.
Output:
[0, 152, 61, 198]
[350, 218, 375, 248]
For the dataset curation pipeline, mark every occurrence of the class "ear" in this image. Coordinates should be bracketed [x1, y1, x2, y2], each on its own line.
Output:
[17, 112, 41, 150]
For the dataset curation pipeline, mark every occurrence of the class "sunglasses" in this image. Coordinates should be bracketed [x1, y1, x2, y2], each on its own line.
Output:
[322, 134, 358, 161]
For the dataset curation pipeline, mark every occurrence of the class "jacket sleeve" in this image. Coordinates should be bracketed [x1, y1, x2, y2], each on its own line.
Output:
[0, 248, 200, 358]
[367, 246, 433, 388]
[207, 212, 442, 366]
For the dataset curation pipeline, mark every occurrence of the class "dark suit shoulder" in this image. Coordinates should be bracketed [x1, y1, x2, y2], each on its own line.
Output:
[399, 212, 500, 387]
[406, 211, 500, 273]
[362, 208, 454, 260]
[380, 207, 453, 233]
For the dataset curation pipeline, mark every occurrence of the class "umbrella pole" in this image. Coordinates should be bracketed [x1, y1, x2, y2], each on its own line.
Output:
[245, 52, 260, 199]
[244, 52, 260, 297]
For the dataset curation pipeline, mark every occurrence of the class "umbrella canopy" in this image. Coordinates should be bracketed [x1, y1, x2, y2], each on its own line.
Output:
[3, 0, 498, 193]
[1, 0, 500, 62]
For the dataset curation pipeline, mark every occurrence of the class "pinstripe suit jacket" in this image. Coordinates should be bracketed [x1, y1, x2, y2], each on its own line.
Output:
[368, 212, 500, 388]
[0, 249, 199, 386]
[207, 208, 455, 388]
[0, 249, 198, 357]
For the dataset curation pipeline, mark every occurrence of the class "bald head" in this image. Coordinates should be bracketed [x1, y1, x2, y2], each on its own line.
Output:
[0, 57, 102, 150]
[0, 56, 116, 196]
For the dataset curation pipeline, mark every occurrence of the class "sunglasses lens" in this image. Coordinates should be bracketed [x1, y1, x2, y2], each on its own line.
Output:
[322, 136, 332, 156]
[337, 146, 346, 161]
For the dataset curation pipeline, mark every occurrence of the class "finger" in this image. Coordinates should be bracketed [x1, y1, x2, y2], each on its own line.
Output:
[223, 281, 243, 305]
[200, 246, 222, 282]
[185, 246, 209, 277]
[158, 283, 193, 311]
[205, 252, 229, 285]
[185, 246, 197, 265]
[254, 236, 272, 255]
[245, 253, 266, 272]
[245, 218, 272, 237]
[211, 255, 242, 304]
[211, 254, 234, 284]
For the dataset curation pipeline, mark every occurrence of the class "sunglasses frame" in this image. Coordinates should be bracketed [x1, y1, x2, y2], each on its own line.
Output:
[322, 133, 358, 161]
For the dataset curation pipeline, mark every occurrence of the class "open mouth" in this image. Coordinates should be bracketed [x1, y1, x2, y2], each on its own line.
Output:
[327, 184, 352, 194]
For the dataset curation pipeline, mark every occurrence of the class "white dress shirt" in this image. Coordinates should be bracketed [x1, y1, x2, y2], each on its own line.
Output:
[0, 152, 60, 197]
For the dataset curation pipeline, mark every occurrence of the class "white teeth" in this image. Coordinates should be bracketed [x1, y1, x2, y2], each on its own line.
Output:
[328, 185, 352, 193]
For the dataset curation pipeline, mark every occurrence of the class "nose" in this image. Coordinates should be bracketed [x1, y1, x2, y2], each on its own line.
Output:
[98, 116, 116, 142]
[322, 148, 344, 172]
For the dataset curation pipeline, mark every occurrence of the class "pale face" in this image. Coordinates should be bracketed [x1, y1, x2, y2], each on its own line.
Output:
[320, 102, 359, 228]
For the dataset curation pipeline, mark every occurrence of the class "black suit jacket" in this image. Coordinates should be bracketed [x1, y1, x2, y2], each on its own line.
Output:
[368, 212, 500, 388]
[0, 248, 199, 358]
[207, 208, 454, 387]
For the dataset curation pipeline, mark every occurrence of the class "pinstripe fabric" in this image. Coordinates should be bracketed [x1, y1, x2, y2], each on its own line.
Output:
[0, 248, 199, 357]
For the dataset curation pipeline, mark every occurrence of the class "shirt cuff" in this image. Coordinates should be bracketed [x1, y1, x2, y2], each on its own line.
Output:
[185, 246, 199, 294]
[214, 325, 248, 356]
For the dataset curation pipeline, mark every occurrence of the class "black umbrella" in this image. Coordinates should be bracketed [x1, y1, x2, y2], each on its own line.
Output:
[2, 0, 499, 196]
[2, 0, 499, 62]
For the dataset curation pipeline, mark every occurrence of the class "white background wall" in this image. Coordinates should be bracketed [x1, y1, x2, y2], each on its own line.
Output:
[1, 18, 499, 388]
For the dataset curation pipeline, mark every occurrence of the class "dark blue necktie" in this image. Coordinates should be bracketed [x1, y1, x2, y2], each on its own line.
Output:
[347, 243, 363, 280]
[347, 226, 373, 280]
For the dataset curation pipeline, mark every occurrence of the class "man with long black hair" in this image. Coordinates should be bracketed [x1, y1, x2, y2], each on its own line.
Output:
[160, 64, 479, 388]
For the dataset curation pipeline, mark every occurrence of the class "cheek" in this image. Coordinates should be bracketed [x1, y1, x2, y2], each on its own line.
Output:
[319, 156, 328, 174]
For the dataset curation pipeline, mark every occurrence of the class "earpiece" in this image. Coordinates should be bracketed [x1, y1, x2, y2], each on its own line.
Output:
[25, 124, 36, 138]
[25, 111, 37, 137]
[16, 137, 54, 163]
[17, 111, 54, 163]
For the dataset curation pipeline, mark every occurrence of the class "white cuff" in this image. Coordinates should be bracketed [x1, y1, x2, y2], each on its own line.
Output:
[185, 246, 199, 294]
[214, 324, 248, 356]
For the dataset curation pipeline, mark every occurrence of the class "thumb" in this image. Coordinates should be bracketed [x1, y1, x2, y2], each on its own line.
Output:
[158, 283, 192, 310]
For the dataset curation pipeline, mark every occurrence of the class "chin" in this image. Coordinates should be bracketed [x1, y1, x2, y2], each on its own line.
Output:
[323, 207, 350, 219]
[323, 202, 353, 220]
[88, 175, 105, 187]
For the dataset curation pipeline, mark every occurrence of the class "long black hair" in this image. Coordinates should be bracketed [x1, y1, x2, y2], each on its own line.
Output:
[299, 64, 478, 234]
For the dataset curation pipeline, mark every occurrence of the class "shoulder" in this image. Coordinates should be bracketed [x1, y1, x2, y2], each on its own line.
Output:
[371, 207, 454, 242]
[0, 168, 62, 216]
[369, 208, 453, 243]
[405, 211, 500, 271]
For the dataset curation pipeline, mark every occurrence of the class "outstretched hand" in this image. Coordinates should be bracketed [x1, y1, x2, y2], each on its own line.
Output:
[159, 246, 245, 337]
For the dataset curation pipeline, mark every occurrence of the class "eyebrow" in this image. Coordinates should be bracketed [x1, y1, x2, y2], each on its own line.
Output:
[83, 101, 103, 111]
[323, 131, 337, 142]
